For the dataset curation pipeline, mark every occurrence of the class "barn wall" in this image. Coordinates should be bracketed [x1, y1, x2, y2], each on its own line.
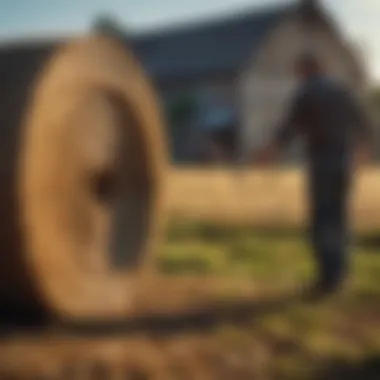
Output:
[238, 12, 366, 163]
[238, 15, 306, 162]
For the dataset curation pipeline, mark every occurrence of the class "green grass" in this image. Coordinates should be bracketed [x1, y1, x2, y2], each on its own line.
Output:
[157, 219, 380, 379]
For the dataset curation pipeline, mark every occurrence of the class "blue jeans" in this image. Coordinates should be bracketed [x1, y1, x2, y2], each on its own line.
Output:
[308, 163, 352, 286]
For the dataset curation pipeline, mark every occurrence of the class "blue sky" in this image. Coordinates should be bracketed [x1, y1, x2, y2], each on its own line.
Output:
[0, 0, 379, 82]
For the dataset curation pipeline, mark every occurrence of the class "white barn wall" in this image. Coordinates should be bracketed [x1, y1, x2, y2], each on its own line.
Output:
[238, 15, 307, 161]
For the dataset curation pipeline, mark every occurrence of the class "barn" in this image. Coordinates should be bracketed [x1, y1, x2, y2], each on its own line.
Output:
[0, 0, 367, 165]
[132, 0, 366, 164]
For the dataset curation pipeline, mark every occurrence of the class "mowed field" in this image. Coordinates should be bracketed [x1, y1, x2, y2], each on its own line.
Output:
[166, 167, 380, 231]
[1, 167, 380, 379]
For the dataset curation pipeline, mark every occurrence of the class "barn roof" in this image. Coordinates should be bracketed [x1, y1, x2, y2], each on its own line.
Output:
[131, 4, 293, 84]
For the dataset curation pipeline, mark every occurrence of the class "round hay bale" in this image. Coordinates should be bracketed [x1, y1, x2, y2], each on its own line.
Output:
[0, 35, 167, 321]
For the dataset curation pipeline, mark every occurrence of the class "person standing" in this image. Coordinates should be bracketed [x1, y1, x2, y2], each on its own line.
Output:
[253, 52, 372, 298]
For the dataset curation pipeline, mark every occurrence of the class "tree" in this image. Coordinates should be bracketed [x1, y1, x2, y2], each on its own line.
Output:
[364, 87, 380, 160]
[167, 92, 198, 129]
[365, 87, 380, 120]
[92, 14, 129, 40]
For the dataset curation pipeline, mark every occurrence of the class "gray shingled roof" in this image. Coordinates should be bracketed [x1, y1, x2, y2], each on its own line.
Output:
[132, 4, 292, 83]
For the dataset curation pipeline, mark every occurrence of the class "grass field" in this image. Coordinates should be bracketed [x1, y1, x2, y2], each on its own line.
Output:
[1, 168, 380, 379]
[156, 218, 380, 379]
[166, 167, 380, 231]
[157, 168, 380, 378]
[2, 219, 380, 379]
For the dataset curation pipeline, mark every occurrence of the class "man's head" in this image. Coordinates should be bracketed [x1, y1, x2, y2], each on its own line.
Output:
[294, 51, 322, 79]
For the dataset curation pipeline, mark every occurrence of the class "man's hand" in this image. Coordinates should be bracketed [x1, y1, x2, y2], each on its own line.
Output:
[251, 143, 280, 166]
[355, 143, 371, 169]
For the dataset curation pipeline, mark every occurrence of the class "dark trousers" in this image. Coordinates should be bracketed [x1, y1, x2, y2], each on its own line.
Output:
[307, 164, 352, 286]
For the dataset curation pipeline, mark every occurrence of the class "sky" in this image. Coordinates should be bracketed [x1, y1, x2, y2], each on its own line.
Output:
[0, 0, 379, 82]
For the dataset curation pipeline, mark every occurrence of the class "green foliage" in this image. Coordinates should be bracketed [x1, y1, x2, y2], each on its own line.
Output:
[161, 220, 380, 288]
[365, 87, 380, 119]
[166, 92, 198, 129]
[92, 14, 128, 40]
[161, 220, 313, 281]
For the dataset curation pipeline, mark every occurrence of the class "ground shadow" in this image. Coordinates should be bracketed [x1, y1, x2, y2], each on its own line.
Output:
[314, 355, 380, 380]
[167, 220, 302, 243]
[64, 292, 301, 337]
[356, 233, 380, 251]
[0, 290, 302, 338]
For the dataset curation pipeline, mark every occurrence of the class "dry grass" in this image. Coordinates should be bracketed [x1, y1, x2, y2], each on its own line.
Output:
[166, 167, 380, 231]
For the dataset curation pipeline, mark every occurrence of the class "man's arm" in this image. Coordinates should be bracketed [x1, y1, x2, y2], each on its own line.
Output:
[274, 93, 304, 148]
[253, 89, 305, 164]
